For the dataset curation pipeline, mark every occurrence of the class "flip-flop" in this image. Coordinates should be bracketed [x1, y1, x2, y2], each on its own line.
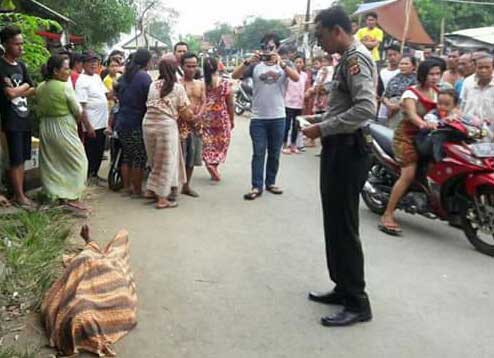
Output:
[0, 197, 10, 208]
[63, 204, 89, 218]
[266, 186, 284, 195]
[156, 201, 178, 210]
[244, 189, 262, 201]
[182, 189, 200, 198]
[13, 201, 36, 211]
[378, 222, 402, 236]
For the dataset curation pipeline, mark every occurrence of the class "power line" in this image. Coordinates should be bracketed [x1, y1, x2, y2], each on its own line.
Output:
[441, 0, 494, 5]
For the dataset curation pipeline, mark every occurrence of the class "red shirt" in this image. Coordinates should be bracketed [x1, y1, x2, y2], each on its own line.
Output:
[71, 70, 80, 89]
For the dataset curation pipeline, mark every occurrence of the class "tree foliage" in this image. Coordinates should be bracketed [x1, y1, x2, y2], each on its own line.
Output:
[179, 34, 201, 53]
[235, 17, 291, 51]
[41, 0, 136, 48]
[415, 0, 494, 41]
[204, 23, 233, 46]
[0, 12, 61, 77]
[148, 20, 173, 48]
[338, 0, 494, 42]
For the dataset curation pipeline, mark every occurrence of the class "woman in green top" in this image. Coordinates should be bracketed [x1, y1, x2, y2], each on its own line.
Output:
[37, 55, 91, 212]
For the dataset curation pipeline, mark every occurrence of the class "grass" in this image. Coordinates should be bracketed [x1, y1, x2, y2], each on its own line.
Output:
[0, 209, 72, 310]
[0, 347, 36, 358]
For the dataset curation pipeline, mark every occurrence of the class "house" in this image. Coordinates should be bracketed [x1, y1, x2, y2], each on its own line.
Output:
[121, 31, 169, 53]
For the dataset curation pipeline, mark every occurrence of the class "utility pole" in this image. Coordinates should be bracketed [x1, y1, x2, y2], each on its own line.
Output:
[302, 0, 311, 58]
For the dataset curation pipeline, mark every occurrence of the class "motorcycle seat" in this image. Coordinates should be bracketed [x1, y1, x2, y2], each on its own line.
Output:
[369, 123, 395, 158]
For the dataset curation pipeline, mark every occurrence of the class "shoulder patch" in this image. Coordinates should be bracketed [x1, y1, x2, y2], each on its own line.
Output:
[346, 56, 361, 76]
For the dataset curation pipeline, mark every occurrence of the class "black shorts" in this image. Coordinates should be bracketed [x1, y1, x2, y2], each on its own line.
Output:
[4, 130, 31, 167]
[118, 128, 147, 169]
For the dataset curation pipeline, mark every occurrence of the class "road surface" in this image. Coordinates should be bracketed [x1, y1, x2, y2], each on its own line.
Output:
[80, 116, 494, 358]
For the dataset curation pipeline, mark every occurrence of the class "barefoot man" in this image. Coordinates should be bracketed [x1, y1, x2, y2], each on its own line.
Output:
[179, 52, 206, 197]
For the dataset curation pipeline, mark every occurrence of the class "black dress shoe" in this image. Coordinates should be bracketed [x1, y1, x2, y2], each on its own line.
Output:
[308, 291, 345, 305]
[320, 309, 372, 327]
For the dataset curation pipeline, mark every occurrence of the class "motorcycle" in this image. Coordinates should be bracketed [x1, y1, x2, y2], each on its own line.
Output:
[363, 119, 494, 257]
[234, 77, 253, 116]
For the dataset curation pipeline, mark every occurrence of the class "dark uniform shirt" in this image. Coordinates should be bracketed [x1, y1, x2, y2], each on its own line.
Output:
[319, 40, 377, 137]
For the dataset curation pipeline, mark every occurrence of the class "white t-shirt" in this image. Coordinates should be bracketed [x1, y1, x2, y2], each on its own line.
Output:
[75, 72, 109, 130]
[378, 67, 400, 119]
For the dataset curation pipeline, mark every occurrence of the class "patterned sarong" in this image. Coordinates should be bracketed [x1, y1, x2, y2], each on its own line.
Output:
[42, 230, 137, 357]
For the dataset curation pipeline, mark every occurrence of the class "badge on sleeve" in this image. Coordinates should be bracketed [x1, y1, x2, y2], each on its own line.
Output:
[346, 56, 361, 76]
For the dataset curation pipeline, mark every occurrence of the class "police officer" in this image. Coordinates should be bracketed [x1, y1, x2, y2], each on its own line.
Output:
[302, 6, 377, 327]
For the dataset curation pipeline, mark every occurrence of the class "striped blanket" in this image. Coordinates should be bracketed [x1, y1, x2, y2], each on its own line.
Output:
[42, 230, 137, 357]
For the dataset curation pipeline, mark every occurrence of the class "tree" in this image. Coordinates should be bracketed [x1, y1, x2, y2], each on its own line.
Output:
[134, 0, 178, 49]
[0, 12, 61, 78]
[148, 20, 173, 48]
[338, 0, 494, 42]
[40, 0, 136, 48]
[204, 23, 233, 46]
[179, 34, 201, 53]
[235, 17, 291, 51]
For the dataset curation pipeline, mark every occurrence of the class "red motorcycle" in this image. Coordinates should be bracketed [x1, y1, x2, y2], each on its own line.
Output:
[362, 120, 494, 256]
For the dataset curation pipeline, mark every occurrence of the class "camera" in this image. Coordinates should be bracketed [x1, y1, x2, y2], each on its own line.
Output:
[260, 53, 272, 62]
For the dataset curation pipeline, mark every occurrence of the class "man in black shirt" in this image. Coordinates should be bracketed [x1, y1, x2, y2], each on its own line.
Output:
[0, 25, 36, 207]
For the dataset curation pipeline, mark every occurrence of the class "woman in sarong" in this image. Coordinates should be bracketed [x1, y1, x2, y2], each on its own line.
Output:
[37, 54, 89, 213]
[201, 57, 235, 181]
[143, 58, 192, 209]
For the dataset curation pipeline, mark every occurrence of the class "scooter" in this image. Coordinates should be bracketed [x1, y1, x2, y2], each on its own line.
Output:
[363, 120, 494, 257]
[235, 77, 253, 115]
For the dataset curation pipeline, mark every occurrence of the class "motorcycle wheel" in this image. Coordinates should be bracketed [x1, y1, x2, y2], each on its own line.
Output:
[361, 184, 386, 215]
[108, 148, 123, 192]
[461, 204, 494, 257]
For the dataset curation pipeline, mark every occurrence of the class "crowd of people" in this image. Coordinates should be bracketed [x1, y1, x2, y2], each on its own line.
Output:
[0, 25, 235, 212]
[0, 2, 493, 328]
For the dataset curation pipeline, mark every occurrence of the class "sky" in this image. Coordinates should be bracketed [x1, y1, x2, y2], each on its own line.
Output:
[165, 0, 335, 36]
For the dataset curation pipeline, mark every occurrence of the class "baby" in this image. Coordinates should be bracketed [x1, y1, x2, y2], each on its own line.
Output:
[424, 88, 461, 126]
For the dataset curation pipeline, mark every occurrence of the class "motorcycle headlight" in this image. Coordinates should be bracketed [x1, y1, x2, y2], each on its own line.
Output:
[467, 126, 481, 139]
[449, 145, 484, 167]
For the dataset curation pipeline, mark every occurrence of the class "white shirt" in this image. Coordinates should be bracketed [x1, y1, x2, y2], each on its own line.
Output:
[459, 74, 476, 102]
[378, 67, 400, 119]
[75, 72, 109, 130]
[461, 76, 494, 127]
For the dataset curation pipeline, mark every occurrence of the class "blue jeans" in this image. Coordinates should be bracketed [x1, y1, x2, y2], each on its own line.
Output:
[249, 118, 285, 190]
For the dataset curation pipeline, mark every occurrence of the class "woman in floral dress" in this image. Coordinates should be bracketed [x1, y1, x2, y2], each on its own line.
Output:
[202, 57, 235, 181]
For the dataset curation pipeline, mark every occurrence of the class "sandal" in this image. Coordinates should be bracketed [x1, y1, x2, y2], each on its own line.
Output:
[182, 188, 200, 198]
[266, 186, 284, 195]
[282, 148, 292, 155]
[378, 221, 402, 236]
[156, 201, 178, 210]
[168, 191, 178, 202]
[244, 188, 262, 201]
[143, 191, 156, 200]
[0, 195, 10, 208]
[63, 204, 88, 218]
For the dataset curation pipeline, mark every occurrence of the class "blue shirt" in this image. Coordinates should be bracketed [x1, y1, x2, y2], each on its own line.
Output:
[116, 70, 152, 130]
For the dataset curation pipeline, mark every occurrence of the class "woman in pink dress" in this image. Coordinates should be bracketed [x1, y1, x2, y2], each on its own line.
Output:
[202, 57, 235, 181]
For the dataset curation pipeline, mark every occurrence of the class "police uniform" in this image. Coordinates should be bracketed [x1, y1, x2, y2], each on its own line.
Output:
[318, 40, 377, 314]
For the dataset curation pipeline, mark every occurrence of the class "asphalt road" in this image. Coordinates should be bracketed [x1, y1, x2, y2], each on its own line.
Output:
[81, 116, 494, 358]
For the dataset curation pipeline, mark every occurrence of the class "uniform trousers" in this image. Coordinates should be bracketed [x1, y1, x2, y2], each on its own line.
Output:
[320, 132, 371, 313]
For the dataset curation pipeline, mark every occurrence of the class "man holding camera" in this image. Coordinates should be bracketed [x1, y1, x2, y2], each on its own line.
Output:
[302, 6, 377, 327]
[232, 33, 299, 200]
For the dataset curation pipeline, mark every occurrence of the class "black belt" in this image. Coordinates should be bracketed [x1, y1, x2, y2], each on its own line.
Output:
[322, 131, 361, 147]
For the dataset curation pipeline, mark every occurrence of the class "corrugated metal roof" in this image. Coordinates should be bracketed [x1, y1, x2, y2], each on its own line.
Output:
[26, 0, 75, 24]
